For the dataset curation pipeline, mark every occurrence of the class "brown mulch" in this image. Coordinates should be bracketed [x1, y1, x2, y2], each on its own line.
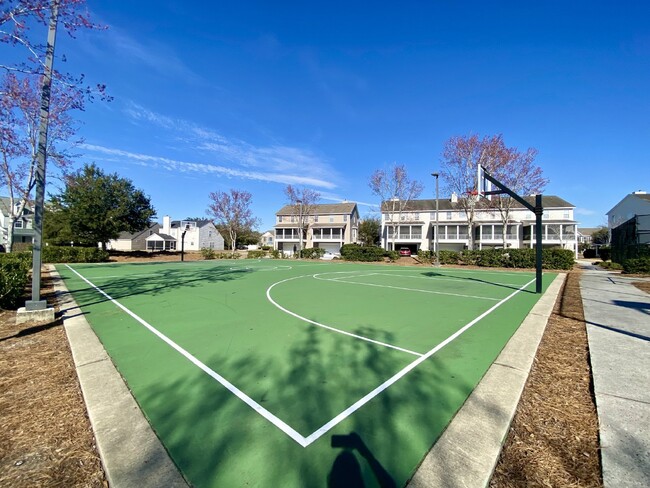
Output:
[490, 271, 603, 488]
[0, 258, 610, 486]
[0, 271, 107, 487]
[632, 281, 650, 294]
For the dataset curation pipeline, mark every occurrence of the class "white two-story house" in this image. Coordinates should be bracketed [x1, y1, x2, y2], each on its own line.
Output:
[145, 216, 224, 252]
[274, 202, 359, 256]
[0, 196, 35, 251]
[381, 194, 578, 256]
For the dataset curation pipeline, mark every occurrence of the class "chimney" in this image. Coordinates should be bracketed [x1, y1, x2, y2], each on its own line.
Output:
[633, 190, 647, 195]
[162, 215, 171, 234]
[451, 192, 458, 203]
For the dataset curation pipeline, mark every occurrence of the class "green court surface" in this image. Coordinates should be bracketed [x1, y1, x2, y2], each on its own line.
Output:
[56, 260, 556, 487]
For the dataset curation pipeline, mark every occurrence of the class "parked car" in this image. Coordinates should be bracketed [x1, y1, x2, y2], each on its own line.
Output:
[399, 247, 411, 256]
[320, 251, 339, 260]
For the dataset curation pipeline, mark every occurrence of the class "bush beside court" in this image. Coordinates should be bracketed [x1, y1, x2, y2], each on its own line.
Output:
[0, 252, 31, 309]
[418, 248, 575, 270]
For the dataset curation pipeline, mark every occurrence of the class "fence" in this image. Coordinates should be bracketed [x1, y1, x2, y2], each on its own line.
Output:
[611, 214, 650, 262]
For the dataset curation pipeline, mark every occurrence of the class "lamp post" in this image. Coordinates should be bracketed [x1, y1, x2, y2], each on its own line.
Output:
[431, 172, 440, 267]
[296, 199, 303, 258]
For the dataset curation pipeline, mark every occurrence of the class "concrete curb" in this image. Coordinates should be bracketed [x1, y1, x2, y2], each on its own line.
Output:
[50, 265, 188, 488]
[407, 273, 566, 488]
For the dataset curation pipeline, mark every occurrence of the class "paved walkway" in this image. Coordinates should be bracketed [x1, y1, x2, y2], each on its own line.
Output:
[577, 260, 650, 487]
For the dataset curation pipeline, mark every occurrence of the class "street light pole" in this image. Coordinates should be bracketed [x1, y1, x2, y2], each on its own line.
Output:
[431, 172, 440, 267]
[296, 199, 303, 258]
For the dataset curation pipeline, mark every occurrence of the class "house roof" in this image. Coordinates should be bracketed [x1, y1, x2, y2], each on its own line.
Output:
[146, 232, 176, 241]
[381, 195, 574, 212]
[171, 219, 213, 229]
[276, 202, 357, 216]
[0, 196, 34, 217]
[115, 223, 160, 240]
[578, 227, 599, 236]
[606, 191, 650, 215]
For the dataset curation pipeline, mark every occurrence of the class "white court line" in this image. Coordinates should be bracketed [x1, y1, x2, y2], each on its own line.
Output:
[266, 275, 423, 357]
[369, 272, 531, 288]
[64, 265, 535, 448]
[313, 272, 500, 301]
[302, 275, 537, 445]
[64, 265, 311, 447]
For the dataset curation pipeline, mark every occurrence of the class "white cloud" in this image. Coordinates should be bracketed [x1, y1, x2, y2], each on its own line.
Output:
[80, 144, 337, 189]
[122, 103, 339, 183]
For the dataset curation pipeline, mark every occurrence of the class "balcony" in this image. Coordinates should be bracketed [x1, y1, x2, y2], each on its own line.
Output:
[387, 232, 422, 240]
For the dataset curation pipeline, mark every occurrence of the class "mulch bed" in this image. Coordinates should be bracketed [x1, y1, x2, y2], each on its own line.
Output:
[0, 271, 107, 487]
[490, 271, 603, 487]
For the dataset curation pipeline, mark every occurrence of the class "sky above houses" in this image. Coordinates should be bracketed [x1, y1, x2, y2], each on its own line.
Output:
[24, 1, 650, 230]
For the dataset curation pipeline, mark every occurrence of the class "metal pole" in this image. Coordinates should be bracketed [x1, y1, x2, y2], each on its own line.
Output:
[432, 172, 440, 267]
[297, 199, 303, 258]
[535, 194, 543, 294]
[26, 0, 59, 311]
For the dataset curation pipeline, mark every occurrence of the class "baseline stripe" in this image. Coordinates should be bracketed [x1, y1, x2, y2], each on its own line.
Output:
[64, 265, 312, 447]
[303, 276, 537, 445]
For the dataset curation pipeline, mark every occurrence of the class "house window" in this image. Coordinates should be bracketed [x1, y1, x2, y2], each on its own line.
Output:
[563, 210, 570, 219]
[14, 220, 23, 229]
[430, 212, 436, 219]
[278, 216, 283, 223]
[446, 212, 452, 220]
[414, 213, 419, 220]
[314, 215, 319, 222]
[344, 215, 348, 222]
[329, 216, 334, 223]
[543, 211, 549, 219]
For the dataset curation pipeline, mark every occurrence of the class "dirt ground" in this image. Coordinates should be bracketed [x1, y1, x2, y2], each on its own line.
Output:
[2, 257, 639, 486]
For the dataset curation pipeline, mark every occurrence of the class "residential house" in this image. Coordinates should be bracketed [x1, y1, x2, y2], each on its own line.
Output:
[606, 191, 650, 230]
[260, 230, 274, 248]
[0, 196, 35, 250]
[145, 216, 224, 252]
[381, 194, 578, 256]
[577, 228, 598, 246]
[106, 223, 160, 251]
[274, 202, 359, 256]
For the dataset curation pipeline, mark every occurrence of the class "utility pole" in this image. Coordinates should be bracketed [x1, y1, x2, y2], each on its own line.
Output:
[26, 0, 60, 312]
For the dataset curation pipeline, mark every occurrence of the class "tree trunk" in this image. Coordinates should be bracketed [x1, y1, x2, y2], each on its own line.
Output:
[6, 216, 15, 252]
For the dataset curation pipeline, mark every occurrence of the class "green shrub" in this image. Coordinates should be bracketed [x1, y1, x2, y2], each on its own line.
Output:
[247, 250, 267, 259]
[384, 250, 400, 262]
[542, 248, 575, 270]
[42, 246, 109, 263]
[599, 246, 611, 261]
[270, 249, 282, 259]
[583, 249, 597, 259]
[622, 257, 650, 274]
[0, 252, 31, 309]
[200, 248, 216, 260]
[340, 244, 385, 262]
[261, 245, 272, 251]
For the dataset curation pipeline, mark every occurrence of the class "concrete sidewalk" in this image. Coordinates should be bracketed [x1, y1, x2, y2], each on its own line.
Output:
[577, 260, 650, 487]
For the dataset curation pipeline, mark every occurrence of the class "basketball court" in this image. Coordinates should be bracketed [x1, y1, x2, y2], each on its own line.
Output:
[56, 259, 557, 487]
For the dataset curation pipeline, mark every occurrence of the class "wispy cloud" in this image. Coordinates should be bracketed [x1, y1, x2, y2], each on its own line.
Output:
[122, 102, 339, 183]
[81, 144, 337, 189]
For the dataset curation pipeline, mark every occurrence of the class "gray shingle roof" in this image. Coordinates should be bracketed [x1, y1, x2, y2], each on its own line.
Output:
[276, 202, 357, 216]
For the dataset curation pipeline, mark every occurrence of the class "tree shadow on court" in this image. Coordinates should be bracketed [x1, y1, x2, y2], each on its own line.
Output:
[421, 270, 537, 294]
[59, 265, 251, 311]
[130, 322, 484, 487]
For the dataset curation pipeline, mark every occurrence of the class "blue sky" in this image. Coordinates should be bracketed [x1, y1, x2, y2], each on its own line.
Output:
[47, 1, 650, 230]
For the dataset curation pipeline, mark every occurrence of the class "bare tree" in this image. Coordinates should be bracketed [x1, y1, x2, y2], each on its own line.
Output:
[369, 163, 424, 251]
[441, 134, 547, 250]
[481, 137, 548, 247]
[1, 0, 109, 251]
[284, 185, 320, 254]
[207, 190, 260, 252]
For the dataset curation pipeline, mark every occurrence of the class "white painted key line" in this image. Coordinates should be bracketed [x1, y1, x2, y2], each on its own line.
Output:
[65, 264, 535, 448]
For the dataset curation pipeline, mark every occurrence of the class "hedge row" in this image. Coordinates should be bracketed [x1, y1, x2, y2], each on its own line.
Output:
[42, 246, 109, 263]
[622, 257, 650, 274]
[418, 248, 575, 270]
[0, 252, 32, 309]
[340, 244, 385, 262]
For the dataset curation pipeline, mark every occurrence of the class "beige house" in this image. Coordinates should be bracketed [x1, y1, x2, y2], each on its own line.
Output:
[274, 202, 359, 256]
[381, 194, 579, 256]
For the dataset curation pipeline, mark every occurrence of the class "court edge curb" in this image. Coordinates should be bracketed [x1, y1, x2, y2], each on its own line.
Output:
[50, 264, 189, 488]
[407, 272, 566, 488]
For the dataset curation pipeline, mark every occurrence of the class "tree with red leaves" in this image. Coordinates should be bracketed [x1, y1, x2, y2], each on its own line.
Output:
[441, 134, 547, 250]
[0, 0, 108, 251]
